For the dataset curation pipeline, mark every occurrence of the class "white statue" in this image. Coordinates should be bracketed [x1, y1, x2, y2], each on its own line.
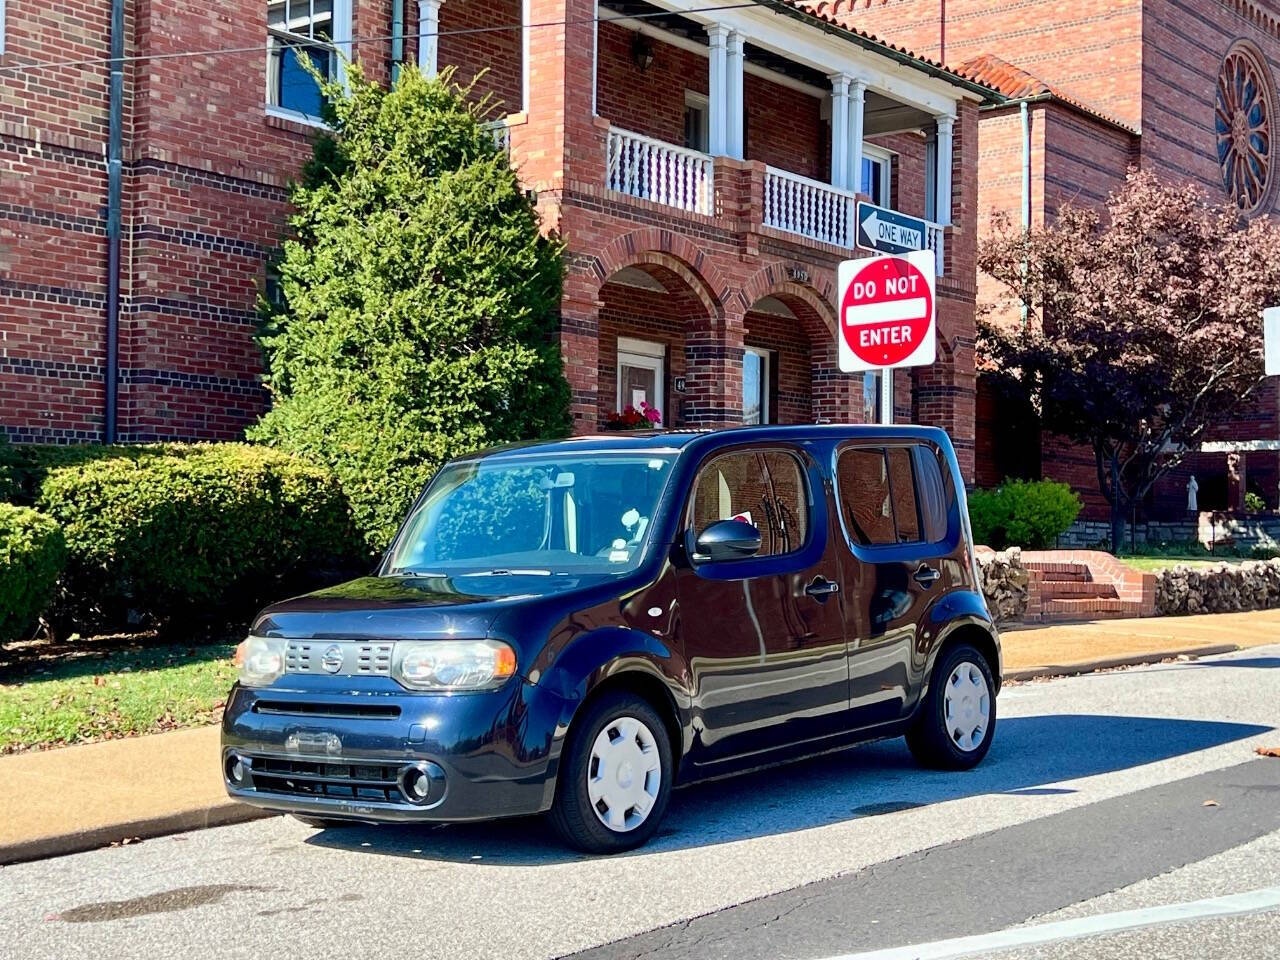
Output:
[1187, 474, 1199, 513]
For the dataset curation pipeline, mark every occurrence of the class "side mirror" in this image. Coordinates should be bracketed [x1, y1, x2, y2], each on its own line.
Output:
[692, 519, 762, 564]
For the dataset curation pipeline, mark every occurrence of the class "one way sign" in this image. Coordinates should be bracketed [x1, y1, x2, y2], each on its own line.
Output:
[856, 201, 928, 256]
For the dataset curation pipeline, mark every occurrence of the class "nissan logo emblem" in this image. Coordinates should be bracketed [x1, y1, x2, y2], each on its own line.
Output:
[320, 644, 344, 674]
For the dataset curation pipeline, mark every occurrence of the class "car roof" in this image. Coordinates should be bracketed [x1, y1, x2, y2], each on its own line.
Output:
[459, 424, 954, 462]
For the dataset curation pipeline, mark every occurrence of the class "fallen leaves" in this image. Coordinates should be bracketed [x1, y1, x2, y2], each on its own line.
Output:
[1203, 799, 1220, 807]
[1256, 746, 1280, 758]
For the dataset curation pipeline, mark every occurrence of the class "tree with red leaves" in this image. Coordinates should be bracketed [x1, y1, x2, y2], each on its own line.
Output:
[978, 171, 1280, 551]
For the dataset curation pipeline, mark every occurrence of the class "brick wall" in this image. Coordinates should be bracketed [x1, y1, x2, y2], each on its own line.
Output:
[437, 0, 523, 113]
[744, 307, 813, 424]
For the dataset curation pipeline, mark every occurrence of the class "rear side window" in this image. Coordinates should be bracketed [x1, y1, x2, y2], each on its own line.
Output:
[690, 449, 809, 557]
[836, 445, 930, 546]
[912, 445, 950, 543]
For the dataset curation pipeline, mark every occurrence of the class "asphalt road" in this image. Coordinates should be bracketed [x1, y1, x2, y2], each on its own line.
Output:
[2, 645, 1278, 960]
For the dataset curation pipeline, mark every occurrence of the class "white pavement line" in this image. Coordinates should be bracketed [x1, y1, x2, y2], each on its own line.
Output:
[817, 886, 1280, 960]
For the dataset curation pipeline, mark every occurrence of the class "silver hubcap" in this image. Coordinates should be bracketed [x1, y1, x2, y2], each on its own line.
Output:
[587, 715, 662, 832]
[943, 661, 990, 752]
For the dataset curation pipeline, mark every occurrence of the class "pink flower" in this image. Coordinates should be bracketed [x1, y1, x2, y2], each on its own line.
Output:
[639, 402, 662, 424]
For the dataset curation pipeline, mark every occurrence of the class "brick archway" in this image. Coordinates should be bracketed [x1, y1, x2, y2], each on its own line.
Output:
[737, 263, 837, 338]
[588, 229, 730, 323]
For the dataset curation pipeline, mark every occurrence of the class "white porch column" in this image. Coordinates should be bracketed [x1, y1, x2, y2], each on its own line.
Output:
[828, 73, 849, 189]
[847, 78, 866, 195]
[935, 113, 955, 225]
[706, 24, 730, 156]
[726, 30, 745, 160]
[417, 0, 443, 77]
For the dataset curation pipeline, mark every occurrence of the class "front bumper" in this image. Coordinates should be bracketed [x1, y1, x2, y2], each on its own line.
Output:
[221, 675, 572, 823]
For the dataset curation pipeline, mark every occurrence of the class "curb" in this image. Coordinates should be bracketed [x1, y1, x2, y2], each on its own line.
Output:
[0, 801, 275, 866]
[1003, 644, 1242, 682]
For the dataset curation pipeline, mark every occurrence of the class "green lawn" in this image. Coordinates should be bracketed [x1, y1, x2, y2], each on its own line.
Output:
[1121, 556, 1246, 573]
[0, 642, 236, 754]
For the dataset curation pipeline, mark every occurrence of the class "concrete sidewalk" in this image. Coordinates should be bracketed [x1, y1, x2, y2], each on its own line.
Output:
[2, 609, 1277, 865]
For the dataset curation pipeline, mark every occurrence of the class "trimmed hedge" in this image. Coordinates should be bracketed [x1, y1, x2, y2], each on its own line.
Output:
[36, 443, 363, 630]
[968, 479, 1082, 550]
[0, 504, 67, 643]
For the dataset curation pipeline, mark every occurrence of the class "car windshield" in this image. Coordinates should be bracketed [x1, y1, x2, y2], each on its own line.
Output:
[385, 453, 677, 576]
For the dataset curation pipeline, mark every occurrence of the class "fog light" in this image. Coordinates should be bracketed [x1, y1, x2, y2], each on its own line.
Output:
[226, 754, 245, 785]
[399, 764, 432, 804]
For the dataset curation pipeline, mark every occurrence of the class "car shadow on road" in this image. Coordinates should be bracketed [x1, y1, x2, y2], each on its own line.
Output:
[303, 713, 1272, 866]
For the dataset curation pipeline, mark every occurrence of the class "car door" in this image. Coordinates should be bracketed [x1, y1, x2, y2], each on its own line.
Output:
[675, 444, 848, 764]
[832, 441, 944, 729]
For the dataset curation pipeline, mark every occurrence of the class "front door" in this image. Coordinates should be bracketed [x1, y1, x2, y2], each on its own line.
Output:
[675, 445, 848, 764]
[832, 442, 942, 729]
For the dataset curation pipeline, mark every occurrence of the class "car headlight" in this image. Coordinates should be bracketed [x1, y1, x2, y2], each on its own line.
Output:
[234, 636, 287, 687]
[392, 640, 517, 691]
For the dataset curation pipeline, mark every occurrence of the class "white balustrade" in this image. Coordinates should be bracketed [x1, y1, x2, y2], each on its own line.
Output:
[925, 219, 946, 276]
[606, 127, 714, 215]
[763, 166, 856, 248]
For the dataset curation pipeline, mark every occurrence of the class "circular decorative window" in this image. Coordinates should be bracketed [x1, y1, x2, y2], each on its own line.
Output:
[1215, 41, 1277, 216]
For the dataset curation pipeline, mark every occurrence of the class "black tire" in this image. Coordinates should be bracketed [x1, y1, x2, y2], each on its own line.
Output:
[548, 691, 674, 854]
[906, 642, 997, 770]
[291, 815, 355, 829]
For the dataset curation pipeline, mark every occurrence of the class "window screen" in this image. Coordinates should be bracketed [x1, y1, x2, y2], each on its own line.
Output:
[836, 448, 896, 545]
[691, 450, 808, 557]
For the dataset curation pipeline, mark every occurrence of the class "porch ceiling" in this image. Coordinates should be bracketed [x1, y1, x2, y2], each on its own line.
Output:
[601, 0, 935, 134]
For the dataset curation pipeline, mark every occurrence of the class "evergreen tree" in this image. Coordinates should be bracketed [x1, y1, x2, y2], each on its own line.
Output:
[251, 66, 570, 549]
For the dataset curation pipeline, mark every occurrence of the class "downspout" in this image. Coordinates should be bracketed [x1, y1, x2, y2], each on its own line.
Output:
[1019, 99, 1030, 328]
[392, 0, 404, 83]
[105, 0, 124, 443]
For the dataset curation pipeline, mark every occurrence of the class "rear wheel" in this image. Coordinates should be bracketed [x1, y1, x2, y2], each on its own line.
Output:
[548, 691, 674, 854]
[906, 642, 996, 770]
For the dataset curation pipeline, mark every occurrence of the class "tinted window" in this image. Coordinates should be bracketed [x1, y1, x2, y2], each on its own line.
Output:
[691, 450, 809, 557]
[836, 448, 896, 545]
[912, 445, 949, 543]
[886, 447, 921, 542]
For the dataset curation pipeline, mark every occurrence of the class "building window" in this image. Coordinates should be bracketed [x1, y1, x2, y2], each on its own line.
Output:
[860, 144, 892, 207]
[617, 337, 665, 415]
[743, 347, 771, 425]
[684, 91, 709, 153]
[0, 0, 7, 56]
[861, 370, 880, 423]
[267, 0, 347, 121]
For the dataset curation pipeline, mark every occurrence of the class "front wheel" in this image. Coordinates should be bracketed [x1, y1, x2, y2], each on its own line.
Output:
[906, 642, 997, 770]
[548, 692, 674, 854]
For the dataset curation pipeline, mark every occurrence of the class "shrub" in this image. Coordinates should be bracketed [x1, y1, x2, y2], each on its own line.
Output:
[0, 436, 24, 503]
[250, 65, 570, 550]
[1244, 491, 1266, 513]
[36, 444, 363, 631]
[968, 479, 1082, 550]
[0, 504, 67, 643]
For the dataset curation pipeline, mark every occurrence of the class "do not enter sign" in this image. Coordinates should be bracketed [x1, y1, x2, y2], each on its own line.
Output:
[837, 250, 937, 373]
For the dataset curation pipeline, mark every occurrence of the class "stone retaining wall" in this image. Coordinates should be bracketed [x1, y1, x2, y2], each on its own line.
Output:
[1154, 559, 1280, 615]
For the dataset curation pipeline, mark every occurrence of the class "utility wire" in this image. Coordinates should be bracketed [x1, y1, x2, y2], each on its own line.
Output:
[0, 2, 762, 76]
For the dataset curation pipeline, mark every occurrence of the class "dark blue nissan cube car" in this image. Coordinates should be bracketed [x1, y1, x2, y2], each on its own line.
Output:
[222, 425, 1000, 853]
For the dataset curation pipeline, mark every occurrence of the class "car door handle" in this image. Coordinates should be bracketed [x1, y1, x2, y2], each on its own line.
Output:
[804, 577, 841, 601]
[913, 564, 941, 587]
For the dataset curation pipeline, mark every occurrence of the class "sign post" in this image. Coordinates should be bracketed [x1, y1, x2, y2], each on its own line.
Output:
[837, 250, 938, 424]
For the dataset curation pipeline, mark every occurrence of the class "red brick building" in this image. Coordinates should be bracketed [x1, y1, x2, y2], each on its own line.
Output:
[812, 0, 1280, 525]
[0, 0, 994, 480]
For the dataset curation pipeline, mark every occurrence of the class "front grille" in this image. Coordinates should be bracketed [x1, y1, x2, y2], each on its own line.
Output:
[252, 700, 401, 719]
[246, 756, 408, 804]
[284, 640, 394, 676]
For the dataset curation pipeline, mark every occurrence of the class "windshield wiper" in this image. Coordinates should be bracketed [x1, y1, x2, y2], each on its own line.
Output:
[459, 568, 552, 577]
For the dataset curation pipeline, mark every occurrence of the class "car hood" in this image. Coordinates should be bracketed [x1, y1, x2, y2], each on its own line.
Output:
[251, 573, 613, 641]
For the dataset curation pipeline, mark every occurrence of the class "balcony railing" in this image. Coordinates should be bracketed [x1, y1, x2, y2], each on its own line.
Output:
[763, 166, 856, 248]
[925, 220, 945, 276]
[606, 127, 714, 215]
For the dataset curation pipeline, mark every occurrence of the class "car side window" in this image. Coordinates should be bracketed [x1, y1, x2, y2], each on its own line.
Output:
[912, 445, 949, 543]
[836, 448, 897, 545]
[886, 447, 922, 542]
[690, 449, 809, 557]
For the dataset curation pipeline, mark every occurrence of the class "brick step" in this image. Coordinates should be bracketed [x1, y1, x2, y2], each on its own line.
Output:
[1026, 564, 1091, 581]
[1039, 598, 1145, 621]
[1039, 579, 1118, 600]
